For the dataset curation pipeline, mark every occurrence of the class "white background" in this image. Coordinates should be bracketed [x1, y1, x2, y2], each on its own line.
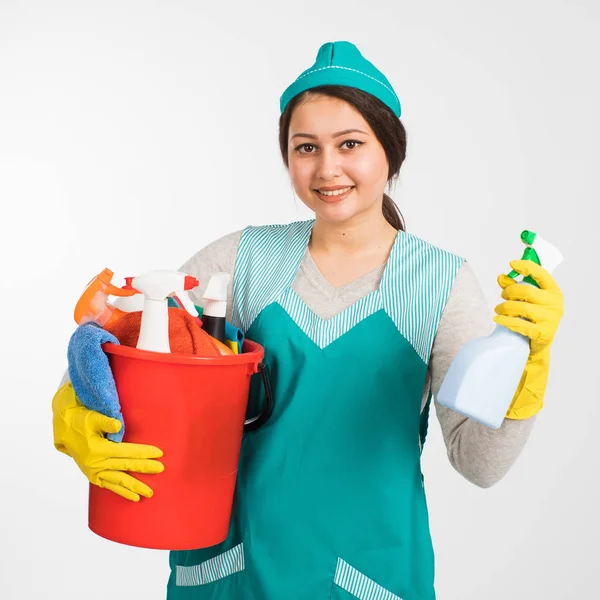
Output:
[1, 1, 598, 598]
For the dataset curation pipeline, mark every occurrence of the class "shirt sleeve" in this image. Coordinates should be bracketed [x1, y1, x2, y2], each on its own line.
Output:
[177, 230, 243, 322]
[429, 261, 537, 488]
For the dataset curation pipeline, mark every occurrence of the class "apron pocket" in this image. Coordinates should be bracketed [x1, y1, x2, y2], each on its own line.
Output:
[331, 557, 404, 600]
[175, 543, 245, 587]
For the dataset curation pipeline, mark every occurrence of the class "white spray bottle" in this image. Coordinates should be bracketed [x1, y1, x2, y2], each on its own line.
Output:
[436, 230, 563, 429]
[201, 272, 231, 344]
[132, 270, 200, 353]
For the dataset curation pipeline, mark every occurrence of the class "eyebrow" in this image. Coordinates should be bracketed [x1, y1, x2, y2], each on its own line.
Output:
[289, 128, 369, 141]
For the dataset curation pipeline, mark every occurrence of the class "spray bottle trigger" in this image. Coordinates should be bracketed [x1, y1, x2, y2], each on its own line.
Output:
[507, 246, 541, 287]
[175, 291, 200, 318]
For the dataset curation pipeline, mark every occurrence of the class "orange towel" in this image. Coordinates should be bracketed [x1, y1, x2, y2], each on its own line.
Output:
[104, 308, 222, 356]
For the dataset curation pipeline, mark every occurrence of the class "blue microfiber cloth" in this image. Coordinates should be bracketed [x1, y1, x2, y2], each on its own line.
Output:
[67, 321, 125, 442]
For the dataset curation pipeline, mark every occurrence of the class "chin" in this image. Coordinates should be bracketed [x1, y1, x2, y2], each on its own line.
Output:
[300, 193, 370, 225]
[314, 202, 364, 225]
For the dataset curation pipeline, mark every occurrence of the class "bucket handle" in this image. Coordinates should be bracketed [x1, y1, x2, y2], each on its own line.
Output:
[244, 361, 274, 432]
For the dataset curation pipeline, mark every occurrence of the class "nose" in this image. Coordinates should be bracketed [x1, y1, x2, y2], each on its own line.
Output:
[316, 147, 341, 181]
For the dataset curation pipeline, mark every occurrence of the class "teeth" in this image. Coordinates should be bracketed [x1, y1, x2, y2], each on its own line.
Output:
[317, 186, 353, 196]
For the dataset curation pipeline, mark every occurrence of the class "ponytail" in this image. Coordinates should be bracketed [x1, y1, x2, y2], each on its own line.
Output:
[382, 193, 406, 231]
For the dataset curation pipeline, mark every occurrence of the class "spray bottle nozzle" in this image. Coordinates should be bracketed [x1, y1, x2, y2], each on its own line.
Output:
[74, 268, 140, 325]
[184, 275, 200, 291]
[520, 230, 536, 245]
[507, 229, 563, 286]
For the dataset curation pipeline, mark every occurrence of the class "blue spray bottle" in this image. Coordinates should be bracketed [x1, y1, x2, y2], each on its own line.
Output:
[436, 230, 563, 429]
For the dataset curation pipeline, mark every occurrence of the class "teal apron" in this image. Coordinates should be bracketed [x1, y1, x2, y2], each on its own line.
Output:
[168, 220, 462, 600]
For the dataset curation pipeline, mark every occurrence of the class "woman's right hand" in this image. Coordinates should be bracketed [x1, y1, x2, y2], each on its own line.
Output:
[52, 382, 165, 502]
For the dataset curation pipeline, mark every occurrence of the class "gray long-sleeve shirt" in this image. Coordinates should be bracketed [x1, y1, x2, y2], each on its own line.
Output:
[179, 229, 536, 489]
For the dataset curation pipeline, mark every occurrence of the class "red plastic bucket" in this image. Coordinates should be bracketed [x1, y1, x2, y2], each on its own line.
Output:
[88, 339, 272, 550]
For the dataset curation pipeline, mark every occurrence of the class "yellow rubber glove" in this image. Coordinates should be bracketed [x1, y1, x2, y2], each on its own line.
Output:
[493, 259, 565, 419]
[52, 382, 165, 501]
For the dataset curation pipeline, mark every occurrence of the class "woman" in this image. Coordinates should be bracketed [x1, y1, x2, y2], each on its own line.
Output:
[52, 41, 564, 599]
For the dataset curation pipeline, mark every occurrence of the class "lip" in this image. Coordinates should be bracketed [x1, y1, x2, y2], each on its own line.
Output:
[314, 185, 355, 192]
[314, 186, 355, 203]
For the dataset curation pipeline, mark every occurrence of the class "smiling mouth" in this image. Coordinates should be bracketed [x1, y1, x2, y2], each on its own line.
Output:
[313, 186, 355, 199]
[314, 185, 354, 204]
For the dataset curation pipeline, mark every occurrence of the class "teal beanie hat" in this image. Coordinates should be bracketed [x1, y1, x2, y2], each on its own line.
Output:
[280, 41, 401, 118]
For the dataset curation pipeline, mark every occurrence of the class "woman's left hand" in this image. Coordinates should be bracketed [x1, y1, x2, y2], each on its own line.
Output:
[493, 259, 565, 355]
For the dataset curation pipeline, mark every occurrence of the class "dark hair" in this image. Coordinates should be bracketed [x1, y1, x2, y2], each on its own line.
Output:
[278, 85, 407, 231]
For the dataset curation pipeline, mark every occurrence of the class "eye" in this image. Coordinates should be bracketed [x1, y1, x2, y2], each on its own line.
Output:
[294, 140, 364, 154]
[295, 143, 317, 154]
[342, 140, 363, 150]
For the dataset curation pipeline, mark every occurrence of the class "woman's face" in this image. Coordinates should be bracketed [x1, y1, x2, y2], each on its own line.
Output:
[287, 94, 389, 225]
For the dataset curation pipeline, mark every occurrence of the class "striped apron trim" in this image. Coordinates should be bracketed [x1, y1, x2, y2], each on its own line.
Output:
[175, 543, 245, 587]
[277, 287, 383, 349]
[334, 558, 403, 600]
[233, 220, 463, 364]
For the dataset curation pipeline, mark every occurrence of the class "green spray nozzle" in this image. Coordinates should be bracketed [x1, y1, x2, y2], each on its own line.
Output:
[507, 229, 563, 287]
[520, 230, 537, 245]
[508, 230, 541, 287]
